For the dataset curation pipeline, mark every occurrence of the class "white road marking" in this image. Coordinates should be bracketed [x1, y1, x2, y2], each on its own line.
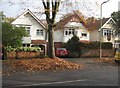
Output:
[16, 79, 87, 87]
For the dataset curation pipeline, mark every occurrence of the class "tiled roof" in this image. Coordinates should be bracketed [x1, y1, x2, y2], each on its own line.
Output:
[86, 18, 110, 31]
[54, 11, 109, 31]
[54, 11, 87, 30]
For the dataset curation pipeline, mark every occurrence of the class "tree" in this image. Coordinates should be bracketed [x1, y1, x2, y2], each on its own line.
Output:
[111, 11, 120, 35]
[0, 11, 6, 21]
[4, 17, 15, 23]
[66, 35, 81, 56]
[42, 0, 60, 58]
[2, 22, 28, 47]
[2, 22, 28, 59]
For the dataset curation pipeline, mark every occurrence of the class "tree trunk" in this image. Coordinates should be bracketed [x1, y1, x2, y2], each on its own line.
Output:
[2, 46, 7, 60]
[48, 23, 55, 58]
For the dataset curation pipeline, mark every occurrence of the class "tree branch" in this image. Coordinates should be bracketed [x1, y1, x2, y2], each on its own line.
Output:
[42, 0, 47, 9]
[52, 0, 60, 22]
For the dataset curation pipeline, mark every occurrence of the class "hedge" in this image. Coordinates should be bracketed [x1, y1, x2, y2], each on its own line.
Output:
[80, 42, 113, 49]
[5, 46, 41, 52]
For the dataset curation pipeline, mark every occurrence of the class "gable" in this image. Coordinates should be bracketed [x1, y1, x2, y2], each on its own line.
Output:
[65, 21, 85, 29]
[55, 13, 86, 31]
[70, 16, 80, 22]
[11, 9, 46, 29]
[99, 18, 116, 31]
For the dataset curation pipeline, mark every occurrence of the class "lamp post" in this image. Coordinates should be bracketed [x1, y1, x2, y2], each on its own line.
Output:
[100, 0, 110, 58]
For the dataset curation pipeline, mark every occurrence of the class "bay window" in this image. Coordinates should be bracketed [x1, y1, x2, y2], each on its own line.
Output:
[103, 29, 113, 36]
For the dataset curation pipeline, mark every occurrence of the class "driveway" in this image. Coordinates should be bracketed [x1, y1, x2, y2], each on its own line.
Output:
[2, 58, 119, 88]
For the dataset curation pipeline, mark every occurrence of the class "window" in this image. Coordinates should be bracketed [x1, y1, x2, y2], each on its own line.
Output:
[26, 27, 30, 34]
[64, 29, 77, 36]
[36, 29, 43, 36]
[82, 33, 87, 37]
[21, 26, 31, 35]
[103, 29, 112, 36]
[23, 44, 30, 47]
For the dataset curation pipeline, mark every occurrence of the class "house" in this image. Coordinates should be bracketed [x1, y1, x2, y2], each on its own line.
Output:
[12, 9, 119, 54]
[11, 9, 47, 54]
[12, 9, 90, 51]
[90, 17, 119, 48]
[53, 11, 90, 49]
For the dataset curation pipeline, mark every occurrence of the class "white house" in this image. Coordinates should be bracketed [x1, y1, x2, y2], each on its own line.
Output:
[12, 9, 90, 50]
[12, 9, 119, 53]
[11, 9, 47, 53]
[54, 12, 89, 42]
[98, 17, 120, 48]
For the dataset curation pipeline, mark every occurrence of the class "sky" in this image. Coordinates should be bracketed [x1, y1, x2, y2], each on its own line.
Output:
[0, 0, 120, 19]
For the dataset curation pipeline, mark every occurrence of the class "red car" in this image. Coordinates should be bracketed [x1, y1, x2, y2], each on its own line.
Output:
[55, 48, 68, 57]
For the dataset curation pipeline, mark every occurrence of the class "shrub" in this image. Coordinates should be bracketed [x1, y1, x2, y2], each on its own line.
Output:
[16, 47, 41, 52]
[5, 46, 15, 52]
[101, 42, 113, 49]
[81, 42, 113, 49]
[66, 35, 81, 57]
[6, 47, 42, 52]
[81, 41, 100, 49]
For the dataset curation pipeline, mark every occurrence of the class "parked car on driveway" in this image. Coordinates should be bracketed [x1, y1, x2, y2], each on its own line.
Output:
[114, 48, 120, 63]
[55, 48, 68, 57]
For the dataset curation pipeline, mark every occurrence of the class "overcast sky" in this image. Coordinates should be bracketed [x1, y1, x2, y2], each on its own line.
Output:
[0, 0, 119, 18]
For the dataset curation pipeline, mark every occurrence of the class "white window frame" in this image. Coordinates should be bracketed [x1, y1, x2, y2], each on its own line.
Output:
[103, 29, 113, 36]
[64, 29, 77, 36]
[81, 32, 87, 37]
[19, 25, 31, 35]
[25, 27, 30, 35]
[36, 29, 44, 36]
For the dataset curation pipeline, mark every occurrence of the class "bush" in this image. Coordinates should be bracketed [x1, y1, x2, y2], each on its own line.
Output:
[66, 35, 81, 52]
[5, 46, 15, 52]
[66, 35, 81, 57]
[81, 41, 100, 49]
[15, 47, 41, 52]
[5, 46, 41, 52]
[101, 42, 113, 49]
[81, 42, 113, 49]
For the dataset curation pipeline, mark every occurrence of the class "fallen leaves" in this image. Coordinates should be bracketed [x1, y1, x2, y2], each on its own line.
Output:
[3, 58, 83, 73]
[92, 58, 115, 64]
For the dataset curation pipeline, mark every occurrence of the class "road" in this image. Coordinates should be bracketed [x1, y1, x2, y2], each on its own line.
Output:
[2, 58, 120, 88]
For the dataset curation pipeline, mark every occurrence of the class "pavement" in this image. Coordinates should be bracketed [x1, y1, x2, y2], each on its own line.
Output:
[2, 58, 120, 88]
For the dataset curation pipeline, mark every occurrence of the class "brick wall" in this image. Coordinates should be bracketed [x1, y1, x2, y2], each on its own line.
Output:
[7, 51, 42, 59]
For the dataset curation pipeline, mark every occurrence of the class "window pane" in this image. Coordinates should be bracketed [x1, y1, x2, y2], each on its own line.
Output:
[82, 33, 87, 37]
[104, 32, 107, 36]
[26, 30, 30, 34]
[65, 31, 68, 35]
[69, 31, 71, 35]
[36, 29, 43, 35]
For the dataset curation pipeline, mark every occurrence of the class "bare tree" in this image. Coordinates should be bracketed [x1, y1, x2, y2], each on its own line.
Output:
[42, 0, 60, 58]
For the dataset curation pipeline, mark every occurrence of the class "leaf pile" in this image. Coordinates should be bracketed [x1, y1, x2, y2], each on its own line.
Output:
[8, 58, 82, 72]
[92, 58, 115, 64]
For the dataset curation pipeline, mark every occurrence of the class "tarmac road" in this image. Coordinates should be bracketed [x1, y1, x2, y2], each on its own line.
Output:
[2, 58, 120, 88]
